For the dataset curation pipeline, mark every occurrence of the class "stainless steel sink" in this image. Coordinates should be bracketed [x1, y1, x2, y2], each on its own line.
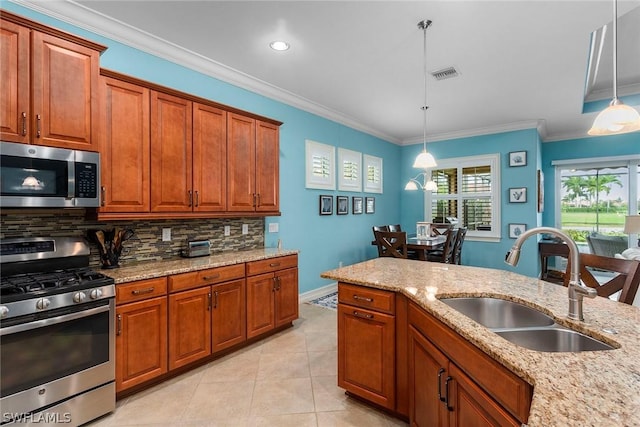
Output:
[440, 297, 555, 329]
[440, 297, 615, 352]
[495, 327, 615, 352]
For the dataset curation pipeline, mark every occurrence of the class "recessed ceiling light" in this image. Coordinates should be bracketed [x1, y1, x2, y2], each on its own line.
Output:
[269, 41, 290, 51]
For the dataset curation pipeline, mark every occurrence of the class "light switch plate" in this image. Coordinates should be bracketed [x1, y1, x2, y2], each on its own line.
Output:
[268, 223, 279, 233]
[162, 228, 171, 242]
[224, 225, 231, 236]
[242, 224, 249, 235]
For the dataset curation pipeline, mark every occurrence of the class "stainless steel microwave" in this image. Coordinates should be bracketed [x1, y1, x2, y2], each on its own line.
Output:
[0, 141, 100, 208]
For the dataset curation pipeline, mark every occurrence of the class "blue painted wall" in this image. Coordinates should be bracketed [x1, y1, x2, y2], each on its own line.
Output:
[5, 3, 639, 291]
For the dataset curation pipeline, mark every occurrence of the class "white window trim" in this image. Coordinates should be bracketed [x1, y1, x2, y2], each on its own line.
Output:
[338, 148, 362, 192]
[424, 153, 501, 241]
[305, 140, 335, 190]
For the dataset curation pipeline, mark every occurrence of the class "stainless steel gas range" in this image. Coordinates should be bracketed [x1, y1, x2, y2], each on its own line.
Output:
[0, 237, 116, 426]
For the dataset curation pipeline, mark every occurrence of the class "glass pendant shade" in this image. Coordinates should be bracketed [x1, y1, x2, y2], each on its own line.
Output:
[424, 180, 438, 191]
[588, 99, 640, 135]
[405, 180, 419, 191]
[412, 149, 437, 169]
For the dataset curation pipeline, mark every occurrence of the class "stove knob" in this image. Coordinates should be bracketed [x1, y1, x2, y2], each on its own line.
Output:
[36, 298, 51, 310]
[73, 292, 87, 303]
[0, 306, 8, 318]
[90, 289, 103, 299]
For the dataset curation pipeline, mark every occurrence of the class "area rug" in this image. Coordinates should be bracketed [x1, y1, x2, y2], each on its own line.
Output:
[308, 292, 337, 311]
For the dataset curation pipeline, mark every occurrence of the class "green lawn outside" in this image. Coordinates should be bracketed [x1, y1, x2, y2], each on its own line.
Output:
[560, 211, 626, 227]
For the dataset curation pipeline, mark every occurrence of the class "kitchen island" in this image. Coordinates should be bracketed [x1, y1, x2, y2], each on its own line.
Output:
[321, 257, 640, 427]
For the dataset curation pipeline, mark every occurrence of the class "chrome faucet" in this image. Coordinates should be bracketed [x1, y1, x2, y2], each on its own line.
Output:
[505, 226, 597, 321]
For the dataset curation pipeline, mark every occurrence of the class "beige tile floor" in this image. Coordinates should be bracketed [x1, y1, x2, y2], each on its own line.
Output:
[88, 303, 408, 427]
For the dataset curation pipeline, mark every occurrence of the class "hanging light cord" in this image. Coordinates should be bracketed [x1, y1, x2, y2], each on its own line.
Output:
[419, 20, 432, 152]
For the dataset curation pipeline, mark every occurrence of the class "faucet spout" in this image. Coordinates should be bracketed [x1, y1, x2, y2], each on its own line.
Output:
[504, 226, 597, 321]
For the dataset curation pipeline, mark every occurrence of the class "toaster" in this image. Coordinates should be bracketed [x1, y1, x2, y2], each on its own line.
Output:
[180, 239, 211, 258]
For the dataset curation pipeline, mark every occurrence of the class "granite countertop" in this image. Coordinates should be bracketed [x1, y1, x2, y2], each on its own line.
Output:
[321, 258, 640, 427]
[102, 248, 298, 283]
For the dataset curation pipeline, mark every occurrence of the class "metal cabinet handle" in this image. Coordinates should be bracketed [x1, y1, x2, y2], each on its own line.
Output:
[437, 368, 446, 402]
[272, 276, 277, 291]
[36, 114, 41, 137]
[207, 292, 212, 311]
[276, 276, 282, 291]
[445, 376, 454, 412]
[21, 112, 27, 136]
[353, 310, 373, 319]
[188, 190, 193, 207]
[195, 190, 199, 207]
[131, 287, 155, 295]
[269, 262, 281, 268]
[100, 186, 106, 207]
[116, 314, 122, 336]
[256, 193, 261, 207]
[353, 295, 373, 302]
[202, 274, 220, 281]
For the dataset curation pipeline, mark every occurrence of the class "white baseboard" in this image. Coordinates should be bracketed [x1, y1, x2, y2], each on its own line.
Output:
[299, 282, 337, 303]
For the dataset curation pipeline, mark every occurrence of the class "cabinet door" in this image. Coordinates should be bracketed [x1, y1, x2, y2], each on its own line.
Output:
[274, 267, 298, 328]
[255, 120, 279, 212]
[168, 286, 212, 370]
[448, 364, 520, 427]
[211, 279, 246, 353]
[100, 76, 150, 212]
[246, 272, 276, 338]
[0, 19, 30, 144]
[150, 90, 193, 212]
[338, 303, 395, 410]
[116, 297, 168, 393]
[409, 326, 450, 427]
[31, 31, 99, 150]
[227, 113, 256, 211]
[193, 103, 227, 212]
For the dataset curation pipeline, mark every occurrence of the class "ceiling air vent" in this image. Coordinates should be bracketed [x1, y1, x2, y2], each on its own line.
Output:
[430, 66, 460, 81]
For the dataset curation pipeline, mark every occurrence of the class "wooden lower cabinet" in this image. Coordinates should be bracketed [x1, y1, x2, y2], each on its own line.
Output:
[169, 286, 212, 370]
[212, 279, 246, 353]
[115, 295, 168, 393]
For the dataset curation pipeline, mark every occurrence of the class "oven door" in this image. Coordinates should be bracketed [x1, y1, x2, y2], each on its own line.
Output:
[0, 299, 115, 419]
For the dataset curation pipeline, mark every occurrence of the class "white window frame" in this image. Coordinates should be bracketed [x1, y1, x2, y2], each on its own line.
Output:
[363, 154, 383, 193]
[305, 140, 335, 190]
[338, 148, 362, 192]
[425, 153, 501, 241]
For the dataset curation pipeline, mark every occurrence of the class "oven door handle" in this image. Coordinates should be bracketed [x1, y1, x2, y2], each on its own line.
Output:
[0, 303, 111, 336]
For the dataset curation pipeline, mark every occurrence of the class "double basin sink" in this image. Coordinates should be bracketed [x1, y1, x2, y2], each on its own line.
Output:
[440, 297, 615, 352]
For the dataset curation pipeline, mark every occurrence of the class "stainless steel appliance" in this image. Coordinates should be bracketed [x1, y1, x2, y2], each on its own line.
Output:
[0, 141, 100, 208]
[180, 239, 211, 258]
[0, 237, 115, 426]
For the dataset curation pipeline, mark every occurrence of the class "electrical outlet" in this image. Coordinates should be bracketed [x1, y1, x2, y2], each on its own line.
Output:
[242, 224, 249, 235]
[224, 225, 231, 236]
[162, 228, 171, 242]
[268, 223, 279, 233]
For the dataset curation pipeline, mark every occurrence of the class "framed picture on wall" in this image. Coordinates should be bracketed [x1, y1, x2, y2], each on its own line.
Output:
[337, 196, 349, 215]
[365, 197, 375, 214]
[509, 151, 527, 167]
[509, 187, 527, 203]
[319, 195, 333, 215]
[352, 196, 363, 214]
[305, 140, 335, 190]
[509, 223, 527, 239]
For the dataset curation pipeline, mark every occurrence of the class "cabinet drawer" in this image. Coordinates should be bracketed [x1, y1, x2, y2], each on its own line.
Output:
[246, 254, 297, 276]
[408, 302, 532, 424]
[338, 283, 395, 314]
[169, 264, 245, 292]
[117, 277, 167, 304]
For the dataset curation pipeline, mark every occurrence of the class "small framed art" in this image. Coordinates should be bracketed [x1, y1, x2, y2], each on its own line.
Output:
[319, 195, 333, 215]
[352, 196, 363, 214]
[509, 223, 527, 239]
[509, 151, 527, 167]
[365, 196, 375, 214]
[337, 196, 349, 215]
[509, 187, 527, 203]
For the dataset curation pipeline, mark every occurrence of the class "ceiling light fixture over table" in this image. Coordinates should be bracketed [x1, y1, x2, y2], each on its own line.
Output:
[406, 19, 437, 192]
[587, 0, 640, 136]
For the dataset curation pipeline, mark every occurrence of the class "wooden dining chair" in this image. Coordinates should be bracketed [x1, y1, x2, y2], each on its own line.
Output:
[563, 253, 640, 305]
[427, 228, 459, 264]
[429, 223, 453, 237]
[374, 231, 408, 259]
[452, 227, 467, 265]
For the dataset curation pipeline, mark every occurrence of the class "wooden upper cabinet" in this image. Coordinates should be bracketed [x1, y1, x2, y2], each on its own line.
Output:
[150, 90, 193, 212]
[0, 19, 30, 144]
[193, 103, 227, 212]
[0, 13, 104, 151]
[227, 113, 256, 211]
[255, 121, 279, 212]
[99, 76, 150, 212]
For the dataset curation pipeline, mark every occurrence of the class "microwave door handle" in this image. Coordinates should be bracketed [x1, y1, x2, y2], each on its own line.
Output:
[68, 160, 75, 201]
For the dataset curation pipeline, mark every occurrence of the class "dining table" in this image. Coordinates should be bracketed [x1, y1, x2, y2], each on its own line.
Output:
[371, 234, 446, 261]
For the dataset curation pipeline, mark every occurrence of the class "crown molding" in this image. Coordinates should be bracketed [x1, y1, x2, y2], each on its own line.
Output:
[9, 0, 400, 144]
[400, 120, 547, 146]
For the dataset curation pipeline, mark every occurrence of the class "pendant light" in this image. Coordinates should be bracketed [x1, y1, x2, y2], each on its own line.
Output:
[588, 0, 640, 135]
[406, 19, 438, 191]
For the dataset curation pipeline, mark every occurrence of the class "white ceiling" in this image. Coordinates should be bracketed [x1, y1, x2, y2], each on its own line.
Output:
[14, 0, 640, 144]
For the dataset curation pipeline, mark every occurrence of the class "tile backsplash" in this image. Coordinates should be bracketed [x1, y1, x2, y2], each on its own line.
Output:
[0, 210, 265, 268]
